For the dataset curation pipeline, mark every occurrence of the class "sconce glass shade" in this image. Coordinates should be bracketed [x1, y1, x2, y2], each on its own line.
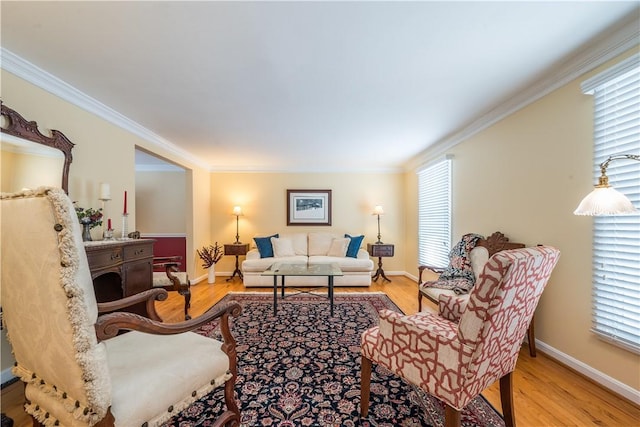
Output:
[574, 185, 638, 216]
[372, 205, 384, 216]
[232, 206, 243, 216]
[574, 154, 639, 216]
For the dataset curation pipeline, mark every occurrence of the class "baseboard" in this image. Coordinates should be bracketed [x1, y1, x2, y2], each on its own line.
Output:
[535, 340, 640, 405]
[1, 367, 15, 385]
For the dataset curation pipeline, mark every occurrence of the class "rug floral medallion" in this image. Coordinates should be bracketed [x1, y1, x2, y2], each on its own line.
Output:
[164, 292, 504, 427]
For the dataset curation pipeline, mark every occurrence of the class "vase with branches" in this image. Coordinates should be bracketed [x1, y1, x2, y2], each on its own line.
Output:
[197, 242, 223, 283]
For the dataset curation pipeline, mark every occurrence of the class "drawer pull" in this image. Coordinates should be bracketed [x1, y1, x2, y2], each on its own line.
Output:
[135, 249, 145, 256]
[110, 253, 121, 261]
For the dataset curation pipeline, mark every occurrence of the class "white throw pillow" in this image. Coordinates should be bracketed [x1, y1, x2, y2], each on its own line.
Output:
[280, 233, 308, 255]
[469, 246, 489, 281]
[308, 233, 335, 256]
[327, 238, 350, 257]
[271, 237, 296, 257]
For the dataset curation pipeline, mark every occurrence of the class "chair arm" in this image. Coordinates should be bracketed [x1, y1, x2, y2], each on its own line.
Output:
[438, 294, 468, 322]
[154, 256, 182, 262]
[154, 262, 181, 269]
[95, 301, 242, 342]
[378, 309, 458, 345]
[418, 264, 445, 283]
[97, 288, 168, 321]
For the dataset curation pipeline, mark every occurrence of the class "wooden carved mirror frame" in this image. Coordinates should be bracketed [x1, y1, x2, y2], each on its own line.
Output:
[1, 103, 74, 194]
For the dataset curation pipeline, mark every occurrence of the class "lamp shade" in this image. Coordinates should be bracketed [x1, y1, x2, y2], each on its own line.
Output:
[574, 186, 638, 216]
[372, 205, 384, 216]
[232, 206, 243, 216]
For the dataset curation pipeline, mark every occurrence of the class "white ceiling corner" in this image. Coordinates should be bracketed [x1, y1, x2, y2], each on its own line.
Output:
[1, 1, 638, 173]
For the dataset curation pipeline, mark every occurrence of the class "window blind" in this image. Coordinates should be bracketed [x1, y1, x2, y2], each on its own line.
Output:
[417, 157, 451, 268]
[582, 54, 640, 354]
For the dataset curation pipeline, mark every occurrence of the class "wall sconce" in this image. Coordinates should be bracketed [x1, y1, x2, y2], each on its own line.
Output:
[232, 206, 244, 243]
[372, 205, 384, 243]
[574, 154, 639, 216]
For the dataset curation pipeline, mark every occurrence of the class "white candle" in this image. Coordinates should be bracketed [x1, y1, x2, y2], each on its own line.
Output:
[99, 183, 111, 200]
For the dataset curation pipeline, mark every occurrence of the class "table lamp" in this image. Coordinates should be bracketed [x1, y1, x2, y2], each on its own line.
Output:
[233, 206, 243, 244]
[372, 205, 384, 243]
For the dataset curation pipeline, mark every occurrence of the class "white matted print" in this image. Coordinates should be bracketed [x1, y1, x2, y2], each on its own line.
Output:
[287, 189, 332, 226]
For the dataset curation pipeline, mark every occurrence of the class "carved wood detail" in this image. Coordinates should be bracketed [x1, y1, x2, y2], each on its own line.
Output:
[476, 231, 525, 256]
[1, 103, 74, 193]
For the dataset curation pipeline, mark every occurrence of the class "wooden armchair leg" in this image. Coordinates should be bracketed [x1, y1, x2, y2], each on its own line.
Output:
[182, 288, 192, 320]
[222, 376, 240, 426]
[527, 314, 536, 357]
[418, 290, 423, 311]
[500, 372, 516, 427]
[444, 405, 461, 427]
[360, 356, 372, 417]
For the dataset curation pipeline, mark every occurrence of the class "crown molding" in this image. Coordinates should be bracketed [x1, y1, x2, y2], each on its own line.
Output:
[405, 13, 640, 172]
[135, 164, 186, 173]
[1, 48, 209, 171]
[2, 10, 638, 176]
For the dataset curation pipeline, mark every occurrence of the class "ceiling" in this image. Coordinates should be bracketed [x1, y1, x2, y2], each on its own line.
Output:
[1, 1, 638, 172]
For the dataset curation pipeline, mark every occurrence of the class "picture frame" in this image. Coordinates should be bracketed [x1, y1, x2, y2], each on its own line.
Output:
[287, 189, 332, 226]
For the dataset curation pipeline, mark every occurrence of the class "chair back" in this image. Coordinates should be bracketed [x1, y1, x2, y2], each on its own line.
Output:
[457, 246, 560, 394]
[1, 188, 111, 424]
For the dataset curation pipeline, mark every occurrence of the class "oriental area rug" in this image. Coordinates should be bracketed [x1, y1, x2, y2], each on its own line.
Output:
[163, 292, 504, 427]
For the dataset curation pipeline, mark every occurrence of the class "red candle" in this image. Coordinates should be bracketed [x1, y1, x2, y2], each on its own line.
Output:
[108, 218, 112, 230]
[123, 191, 127, 214]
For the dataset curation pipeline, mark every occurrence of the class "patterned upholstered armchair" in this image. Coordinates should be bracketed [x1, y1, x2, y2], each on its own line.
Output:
[1, 188, 241, 426]
[417, 231, 543, 357]
[361, 246, 560, 427]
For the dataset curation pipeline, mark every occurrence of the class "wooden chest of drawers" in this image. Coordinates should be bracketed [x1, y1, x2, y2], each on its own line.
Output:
[84, 239, 155, 303]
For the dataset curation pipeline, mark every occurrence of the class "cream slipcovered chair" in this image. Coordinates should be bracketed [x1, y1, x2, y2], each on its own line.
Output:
[361, 246, 560, 427]
[1, 188, 241, 427]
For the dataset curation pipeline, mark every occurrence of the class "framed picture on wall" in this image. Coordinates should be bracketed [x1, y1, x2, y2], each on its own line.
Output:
[287, 189, 332, 226]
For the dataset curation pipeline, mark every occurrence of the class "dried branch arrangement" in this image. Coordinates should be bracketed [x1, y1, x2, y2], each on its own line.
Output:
[197, 242, 223, 268]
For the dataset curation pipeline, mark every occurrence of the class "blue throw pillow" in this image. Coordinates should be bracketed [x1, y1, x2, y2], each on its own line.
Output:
[345, 234, 365, 258]
[254, 234, 279, 258]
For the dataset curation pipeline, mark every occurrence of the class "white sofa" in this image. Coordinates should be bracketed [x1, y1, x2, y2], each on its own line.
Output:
[242, 232, 374, 287]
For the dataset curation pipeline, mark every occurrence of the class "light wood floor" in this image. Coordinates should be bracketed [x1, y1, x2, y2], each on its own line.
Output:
[2, 275, 639, 426]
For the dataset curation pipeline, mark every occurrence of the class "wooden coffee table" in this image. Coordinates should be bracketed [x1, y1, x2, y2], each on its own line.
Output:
[262, 262, 343, 316]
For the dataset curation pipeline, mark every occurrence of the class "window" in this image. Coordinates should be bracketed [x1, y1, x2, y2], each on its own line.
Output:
[417, 157, 452, 268]
[581, 54, 640, 354]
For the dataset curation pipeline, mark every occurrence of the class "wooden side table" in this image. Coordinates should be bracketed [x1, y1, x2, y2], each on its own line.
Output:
[367, 243, 394, 282]
[224, 243, 250, 281]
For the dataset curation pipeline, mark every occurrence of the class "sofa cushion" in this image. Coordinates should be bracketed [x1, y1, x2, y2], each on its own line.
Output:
[345, 234, 365, 258]
[327, 238, 350, 257]
[308, 256, 374, 272]
[254, 234, 279, 258]
[279, 233, 308, 256]
[242, 256, 307, 272]
[271, 237, 296, 257]
[308, 233, 335, 256]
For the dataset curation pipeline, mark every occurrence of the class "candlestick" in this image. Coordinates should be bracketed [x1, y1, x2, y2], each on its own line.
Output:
[99, 199, 109, 239]
[121, 213, 129, 239]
